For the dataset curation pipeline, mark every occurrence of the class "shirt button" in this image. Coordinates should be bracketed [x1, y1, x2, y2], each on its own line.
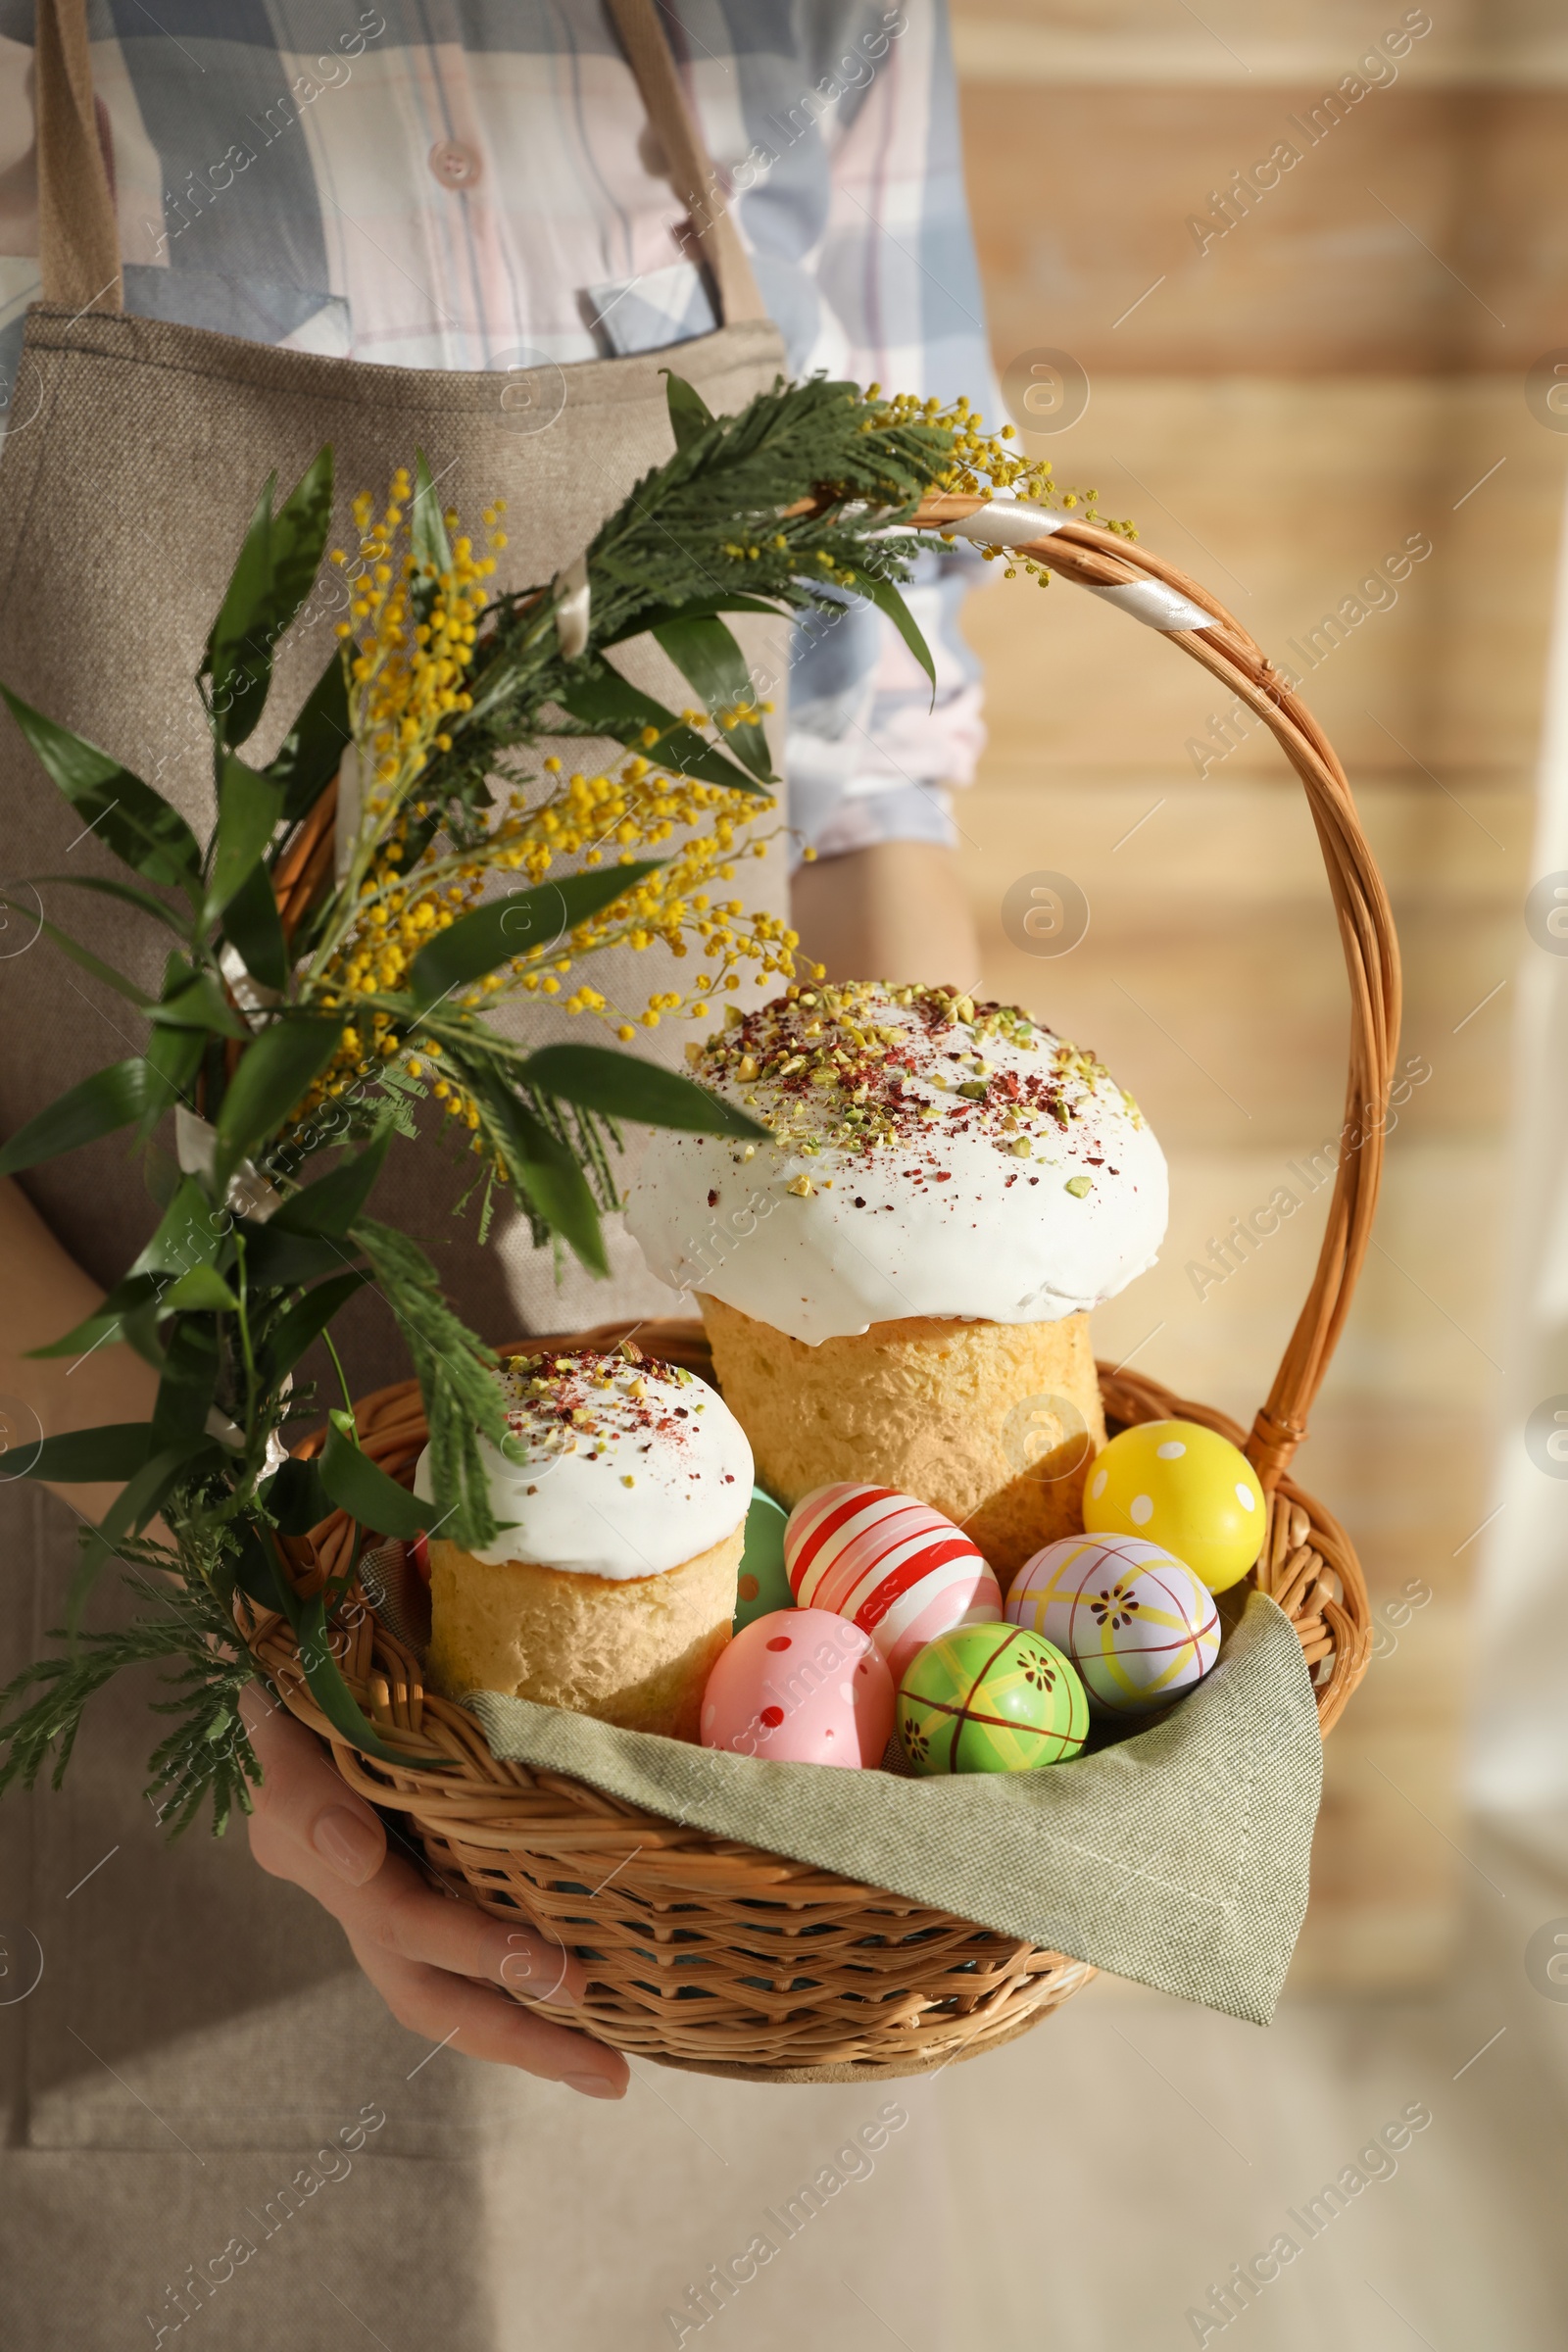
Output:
[428, 139, 481, 190]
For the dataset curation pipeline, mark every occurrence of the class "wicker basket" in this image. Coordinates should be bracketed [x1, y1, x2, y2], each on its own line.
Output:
[244, 506, 1396, 2081]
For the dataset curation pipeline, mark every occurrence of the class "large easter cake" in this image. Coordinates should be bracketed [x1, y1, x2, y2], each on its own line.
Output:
[626, 981, 1167, 1582]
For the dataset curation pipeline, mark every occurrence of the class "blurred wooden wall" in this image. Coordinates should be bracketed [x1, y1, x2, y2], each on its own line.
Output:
[951, 0, 1568, 1984]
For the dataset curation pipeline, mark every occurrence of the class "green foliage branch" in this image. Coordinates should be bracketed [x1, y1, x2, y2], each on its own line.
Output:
[0, 371, 1114, 1832]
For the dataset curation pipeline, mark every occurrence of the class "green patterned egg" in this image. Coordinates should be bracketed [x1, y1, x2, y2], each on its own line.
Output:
[733, 1487, 795, 1632]
[897, 1624, 1088, 1775]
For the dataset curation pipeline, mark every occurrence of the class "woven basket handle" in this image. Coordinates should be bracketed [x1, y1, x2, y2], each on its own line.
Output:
[270, 493, 1397, 1494]
[910, 495, 1402, 1491]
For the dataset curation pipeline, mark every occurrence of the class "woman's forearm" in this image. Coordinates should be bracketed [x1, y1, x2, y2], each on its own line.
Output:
[788, 840, 980, 992]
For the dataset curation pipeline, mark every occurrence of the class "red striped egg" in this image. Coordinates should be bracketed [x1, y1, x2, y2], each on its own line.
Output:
[784, 1483, 1002, 1684]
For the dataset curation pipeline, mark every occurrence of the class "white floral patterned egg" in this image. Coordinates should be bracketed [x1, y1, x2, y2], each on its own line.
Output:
[1005, 1534, 1220, 1715]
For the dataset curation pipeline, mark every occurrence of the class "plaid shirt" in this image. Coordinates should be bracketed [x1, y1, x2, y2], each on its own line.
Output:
[0, 1, 997, 859]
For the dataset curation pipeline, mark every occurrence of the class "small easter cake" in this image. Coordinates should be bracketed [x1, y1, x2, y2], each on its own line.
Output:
[626, 982, 1167, 1583]
[416, 1347, 752, 1740]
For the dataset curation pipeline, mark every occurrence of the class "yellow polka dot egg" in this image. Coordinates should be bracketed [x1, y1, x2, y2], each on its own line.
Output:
[1081, 1419, 1265, 1593]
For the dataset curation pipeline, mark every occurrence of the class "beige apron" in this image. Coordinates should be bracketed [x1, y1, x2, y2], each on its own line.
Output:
[0, 8, 953, 2345]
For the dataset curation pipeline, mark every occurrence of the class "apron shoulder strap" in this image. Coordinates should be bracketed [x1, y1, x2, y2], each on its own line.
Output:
[603, 0, 768, 326]
[34, 0, 123, 314]
[33, 0, 766, 332]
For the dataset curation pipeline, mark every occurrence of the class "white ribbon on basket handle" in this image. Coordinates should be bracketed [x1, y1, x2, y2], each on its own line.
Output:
[552, 551, 592, 659]
[943, 500, 1216, 634]
[334, 740, 362, 881]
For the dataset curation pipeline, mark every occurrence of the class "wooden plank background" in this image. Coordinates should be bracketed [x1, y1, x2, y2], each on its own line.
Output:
[949, 0, 1568, 1984]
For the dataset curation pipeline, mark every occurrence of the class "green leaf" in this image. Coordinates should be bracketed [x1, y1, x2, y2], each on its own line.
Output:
[411, 448, 453, 577]
[160, 1265, 240, 1313]
[27, 1228, 227, 1364]
[407, 862, 662, 1008]
[151, 971, 251, 1040]
[107, 1437, 218, 1538]
[151, 1316, 222, 1443]
[238, 1219, 357, 1288]
[269, 1127, 393, 1238]
[663, 369, 715, 450]
[268, 446, 335, 645]
[12, 1421, 160, 1485]
[205, 756, 284, 926]
[265, 651, 351, 826]
[26, 1273, 163, 1361]
[231, 1520, 420, 1764]
[204, 471, 274, 745]
[599, 591, 778, 647]
[474, 1081, 608, 1276]
[213, 1017, 341, 1185]
[0, 898, 152, 1005]
[554, 662, 691, 740]
[222, 859, 288, 996]
[261, 1455, 331, 1538]
[231, 1520, 294, 1613]
[554, 665, 765, 797]
[131, 1176, 224, 1280]
[839, 562, 937, 695]
[140, 956, 220, 1120]
[645, 720, 772, 797]
[138, 1021, 204, 1131]
[26, 872, 188, 933]
[520, 1044, 770, 1139]
[319, 1413, 430, 1539]
[514, 1129, 608, 1274]
[25, 1309, 119, 1362]
[203, 450, 333, 752]
[0, 686, 202, 895]
[157, 946, 195, 1006]
[117, 1294, 171, 1374]
[651, 613, 774, 781]
[289, 1585, 421, 1765]
[260, 1270, 369, 1384]
[0, 1058, 151, 1179]
[68, 1435, 220, 1636]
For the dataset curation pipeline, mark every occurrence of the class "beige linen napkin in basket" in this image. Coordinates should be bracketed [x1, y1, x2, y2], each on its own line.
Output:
[460, 1592, 1321, 2027]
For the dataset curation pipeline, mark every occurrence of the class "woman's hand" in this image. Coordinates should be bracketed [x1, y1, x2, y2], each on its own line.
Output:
[241, 1686, 628, 2099]
[1, 1178, 625, 2099]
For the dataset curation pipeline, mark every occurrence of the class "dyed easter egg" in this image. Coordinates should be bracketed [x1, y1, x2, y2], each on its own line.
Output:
[734, 1487, 795, 1632]
[700, 1608, 893, 1767]
[897, 1624, 1088, 1775]
[1082, 1419, 1265, 1593]
[1006, 1533, 1220, 1714]
[784, 1483, 1002, 1684]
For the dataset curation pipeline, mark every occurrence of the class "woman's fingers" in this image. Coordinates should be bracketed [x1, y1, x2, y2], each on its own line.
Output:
[243, 1682, 387, 1879]
[340, 1936, 627, 2094]
[240, 1683, 627, 2096]
[293, 1836, 586, 2011]
[243, 1688, 584, 2004]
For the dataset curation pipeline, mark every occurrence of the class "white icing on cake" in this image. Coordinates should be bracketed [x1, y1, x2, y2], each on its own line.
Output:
[413, 1348, 753, 1580]
[625, 982, 1167, 1345]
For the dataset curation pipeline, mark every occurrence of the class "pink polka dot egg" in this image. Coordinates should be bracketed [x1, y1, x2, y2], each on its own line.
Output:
[699, 1608, 894, 1767]
[1006, 1534, 1221, 1715]
[1081, 1419, 1266, 1593]
[784, 1483, 1002, 1684]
